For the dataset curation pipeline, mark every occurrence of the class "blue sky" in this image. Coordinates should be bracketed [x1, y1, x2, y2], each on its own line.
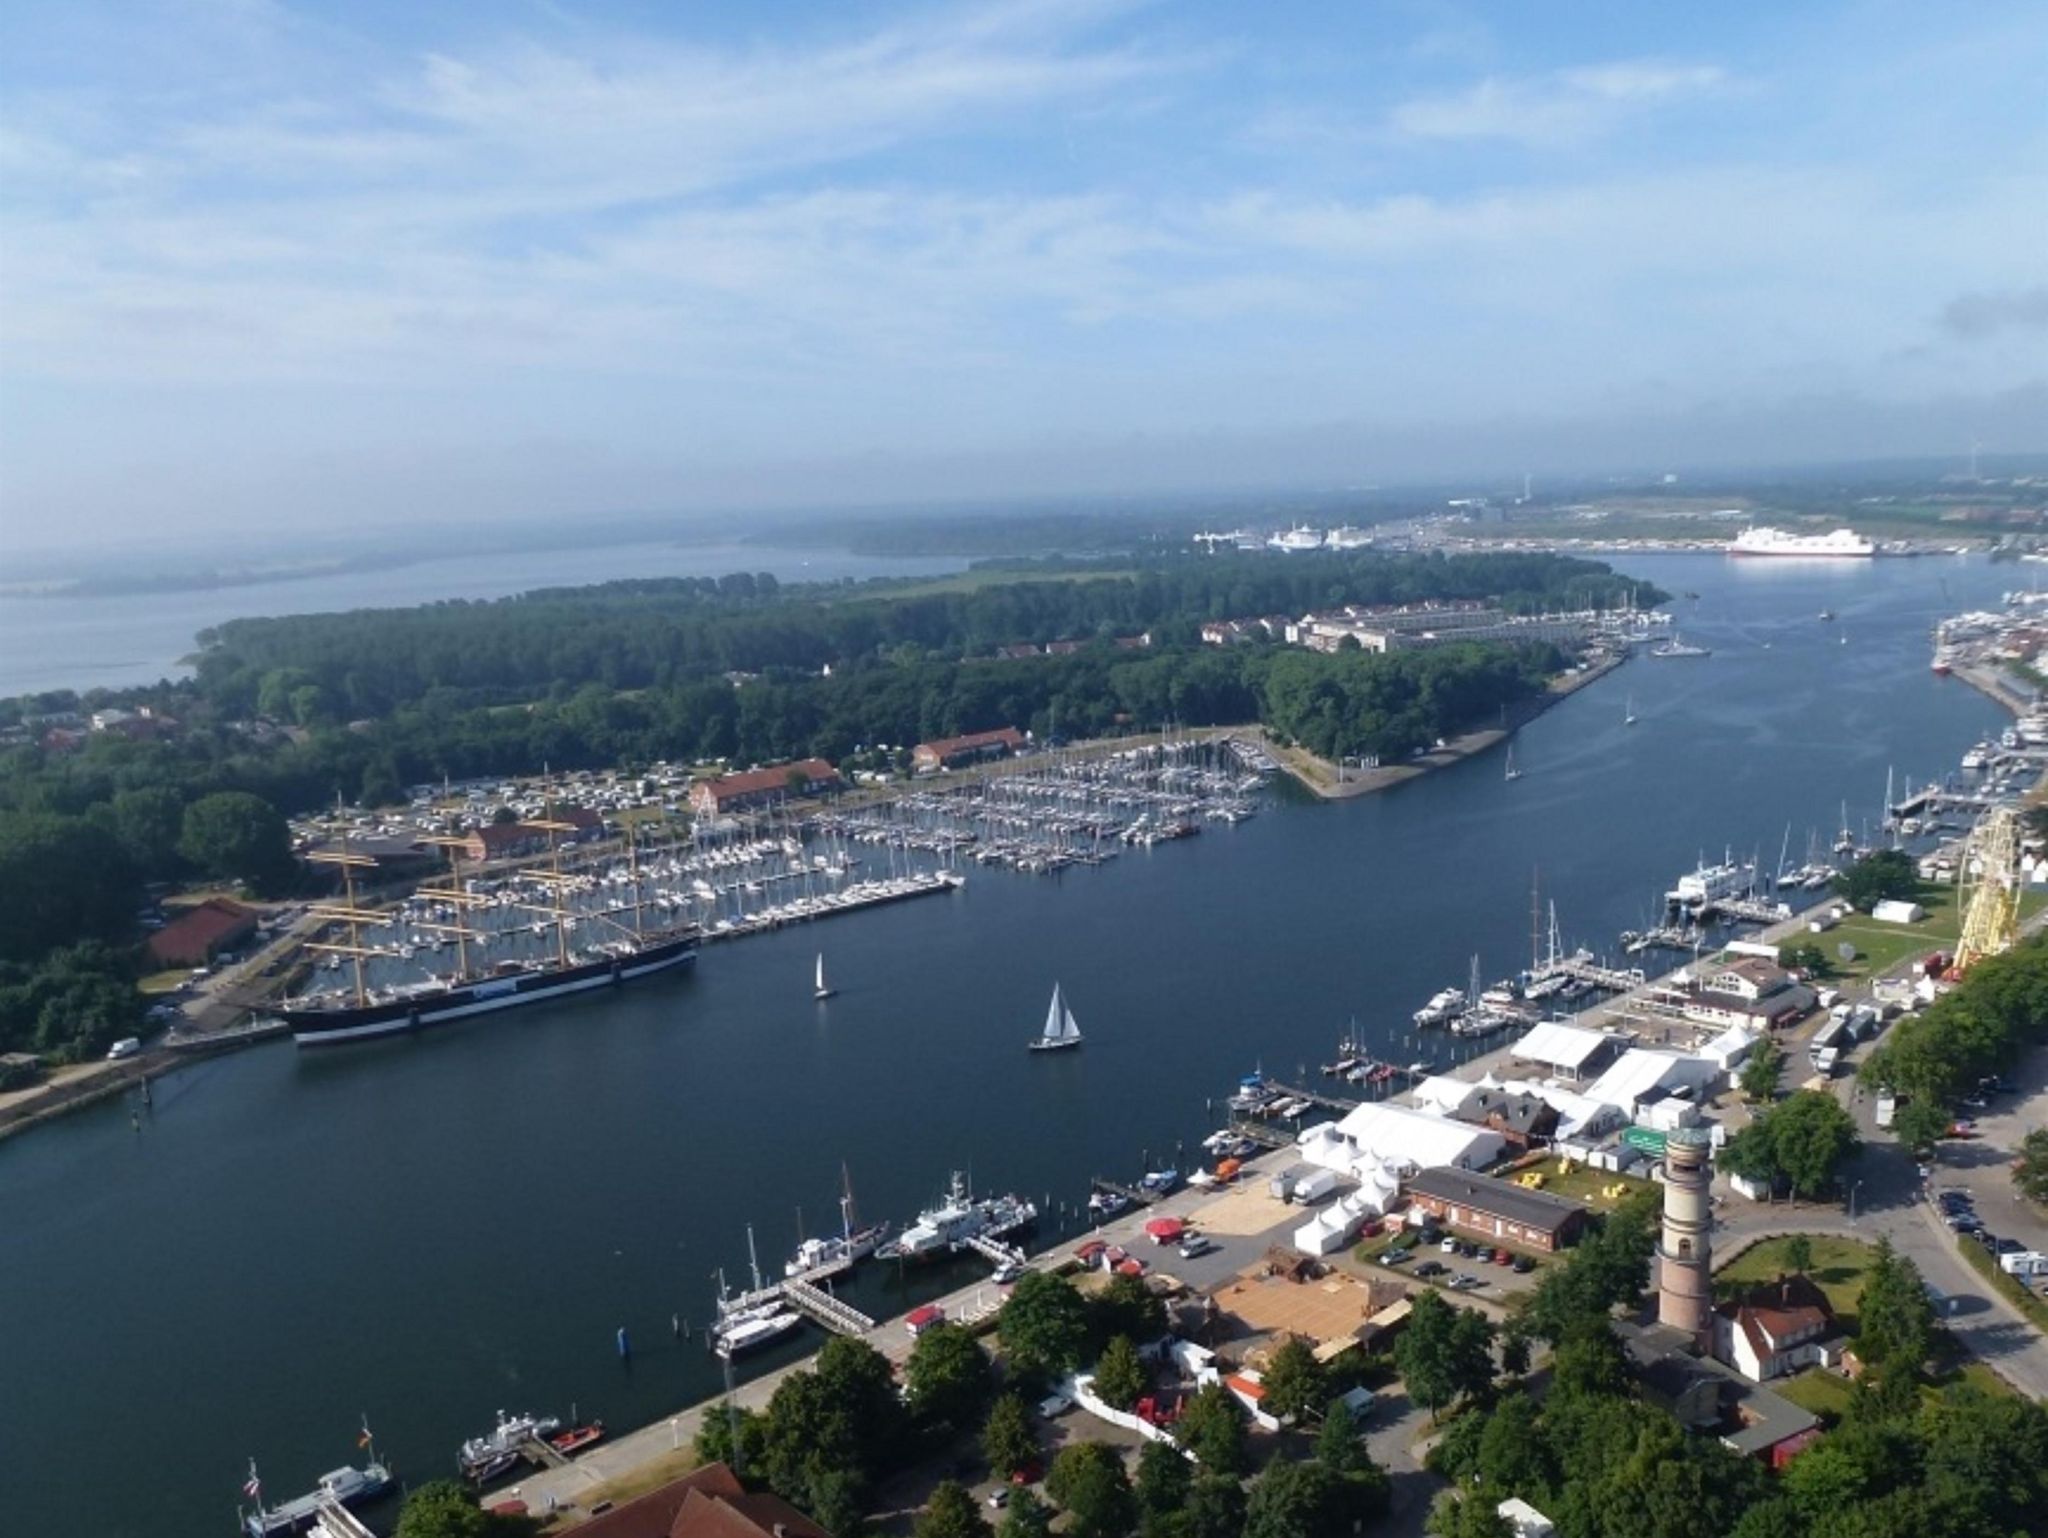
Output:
[2, 0, 2044, 542]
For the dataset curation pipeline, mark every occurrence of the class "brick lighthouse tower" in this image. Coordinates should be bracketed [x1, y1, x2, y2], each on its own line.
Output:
[1657, 1127, 1715, 1350]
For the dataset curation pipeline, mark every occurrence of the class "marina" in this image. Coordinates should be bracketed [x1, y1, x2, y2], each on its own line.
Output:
[0, 552, 2028, 1537]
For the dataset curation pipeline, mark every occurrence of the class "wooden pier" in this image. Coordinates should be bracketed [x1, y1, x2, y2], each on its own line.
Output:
[781, 1277, 876, 1337]
[958, 1231, 1026, 1267]
[1260, 1079, 1359, 1114]
[517, 1432, 571, 1469]
[309, 1502, 378, 1538]
[1557, 955, 1648, 992]
[1090, 1176, 1160, 1208]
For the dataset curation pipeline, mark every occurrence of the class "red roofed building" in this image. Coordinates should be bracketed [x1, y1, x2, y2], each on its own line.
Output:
[1714, 1273, 1840, 1382]
[911, 727, 1026, 775]
[550, 1462, 830, 1538]
[145, 898, 259, 969]
[688, 759, 841, 817]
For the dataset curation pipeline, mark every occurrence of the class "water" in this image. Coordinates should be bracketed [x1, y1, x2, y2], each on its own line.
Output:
[0, 552, 2010, 1535]
[0, 541, 965, 698]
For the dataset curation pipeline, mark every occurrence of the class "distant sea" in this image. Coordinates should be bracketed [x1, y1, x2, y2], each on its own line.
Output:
[0, 540, 966, 698]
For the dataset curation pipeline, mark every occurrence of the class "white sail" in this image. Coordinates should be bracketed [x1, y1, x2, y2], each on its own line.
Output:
[1033, 983, 1083, 1048]
[816, 953, 826, 991]
[1041, 984, 1066, 1042]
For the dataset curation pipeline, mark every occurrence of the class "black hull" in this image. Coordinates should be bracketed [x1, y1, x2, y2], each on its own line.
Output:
[286, 932, 698, 1046]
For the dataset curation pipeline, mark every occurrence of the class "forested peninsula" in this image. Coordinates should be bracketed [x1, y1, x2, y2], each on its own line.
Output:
[0, 551, 1653, 1058]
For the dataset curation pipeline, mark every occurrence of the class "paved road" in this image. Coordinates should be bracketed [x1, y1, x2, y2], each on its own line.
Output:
[1713, 1072, 2048, 1401]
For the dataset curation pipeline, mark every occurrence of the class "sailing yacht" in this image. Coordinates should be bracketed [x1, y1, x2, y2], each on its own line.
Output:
[813, 953, 835, 1001]
[1624, 693, 1638, 727]
[1029, 983, 1084, 1052]
[1504, 745, 1523, 782]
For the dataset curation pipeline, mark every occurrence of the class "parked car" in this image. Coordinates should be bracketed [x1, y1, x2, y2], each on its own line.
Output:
[1415, 1260, 1448, 1278]
[1995, 1237, 2024, 1255]
[1381, 1246, 1413, 1266]
[1178, 1236, 1216, 1261]
[1969, 1230, 1998, 1252]
[1449, 1273, 1484, 1291]
[987, 1489, 1009, 1510]
[1440, 1237, 1459, 1253]
[1511, 1255, 1536, 1274]
[105, 1037, 142, 1061]
[1492, 1248, 1513, 1265]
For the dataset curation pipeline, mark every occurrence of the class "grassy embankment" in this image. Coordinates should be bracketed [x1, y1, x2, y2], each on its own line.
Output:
[1812, 884, 2048, 983]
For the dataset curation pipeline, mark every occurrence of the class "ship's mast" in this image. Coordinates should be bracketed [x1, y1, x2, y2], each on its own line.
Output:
[416, 836, 490, 982]
[306, 827, 380, 1009]
[523, 798, 580, 971]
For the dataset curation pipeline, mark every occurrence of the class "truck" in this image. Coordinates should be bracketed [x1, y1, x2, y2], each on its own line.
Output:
[1875, 1092, 1897, 1129]
[1289, 1168, 1342, 1204]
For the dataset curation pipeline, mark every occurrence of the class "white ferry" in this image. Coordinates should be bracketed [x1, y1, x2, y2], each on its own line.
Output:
[1728, 526, 1875, 558]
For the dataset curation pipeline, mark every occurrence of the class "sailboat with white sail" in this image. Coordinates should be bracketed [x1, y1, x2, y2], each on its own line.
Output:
[1504, 744, 1523, 782]
[813, 953, 835, 1001]
[1624, 693, 1638, 726]
[1029, 983, 1084, 1052]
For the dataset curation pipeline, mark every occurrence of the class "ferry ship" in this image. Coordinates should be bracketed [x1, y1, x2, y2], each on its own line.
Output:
[1728, 526, 1875, 558]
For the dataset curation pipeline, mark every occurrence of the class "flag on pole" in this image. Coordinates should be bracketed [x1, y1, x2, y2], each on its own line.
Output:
[243, 1460, 262, 1501]
[358, 1417, 374, 1450]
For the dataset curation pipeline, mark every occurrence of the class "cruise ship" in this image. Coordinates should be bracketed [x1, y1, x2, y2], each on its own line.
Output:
[1728, 526, 1875, 558]
[1267, 525, 1326, 553]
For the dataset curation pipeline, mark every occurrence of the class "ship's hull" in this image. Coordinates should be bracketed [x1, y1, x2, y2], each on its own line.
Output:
[286, 933, 698, 1046]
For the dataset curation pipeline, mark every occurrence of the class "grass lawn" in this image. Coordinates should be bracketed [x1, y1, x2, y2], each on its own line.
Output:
[1776, 1368, 1857, 1420]
[1507, 1157, 1653, 1215]
[1953, 1236, 2048, 1333]
[543, 1446, 700, 1529]
[1716, 1235, 1879, 1334]
[1821, 886, 2048, 983]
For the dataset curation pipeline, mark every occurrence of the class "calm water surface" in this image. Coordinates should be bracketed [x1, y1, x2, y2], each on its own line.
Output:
[0, 542, 964, 697]
[0, 553, 2012, 1535]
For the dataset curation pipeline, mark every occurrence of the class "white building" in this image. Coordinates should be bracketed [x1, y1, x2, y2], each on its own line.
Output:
[1510, 1020, 1628, 1082]
[1297, 1102, 1506, 1183]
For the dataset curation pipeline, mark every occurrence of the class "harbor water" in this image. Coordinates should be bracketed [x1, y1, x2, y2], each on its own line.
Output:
[0, 552, 2014, 1535]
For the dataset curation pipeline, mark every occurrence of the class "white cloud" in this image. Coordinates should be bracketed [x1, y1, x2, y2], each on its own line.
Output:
[1388, 58, 1726, 145]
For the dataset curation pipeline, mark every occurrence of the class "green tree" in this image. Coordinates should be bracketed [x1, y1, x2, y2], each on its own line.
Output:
[1724, 1091, 1860, 1199]
[1832, 849, 1920, 912]
[179, 790, 294, 889]
[1856, 1238, 1935, 1375]
[1243, 1458, 1341, 1538]
[905, 1321, 995, 1429]
[1778, 942, 1830, 976]
[1180, 1476, 1247, 1538]
[1314, 1397, 1365, 1474]
[1891, 1097, 1952, 1156]
[982, 1393, 1039, 1480]
[1427, 1492, 1513, 1538]
[2015, 1127, 2048, 1204]
[1397, 1289, 1495, 1422]
[1474, 1389, 1556, 1499]
[1783, 1234, 1813, 1277]
[1000, 1271, 1090, 1386]
[760, 1335, 906, 1519]
[1258, 1335, 1326, 1425]
[997, 1489, 1053, 1538]
[692, 1404, 768, 1477]
[1172, 1382, 1247, 1475]
[394, 1479, 537, 1538]
[1740, 1036, 1785, 1102]
[915, 1481, 994, 1538]
[1093, 1334, 1148, 1412]
[109, 786, 187, 879]
[1550, 1319, 1630, 1401]
[1089, 1271, 1167, 1350]
[1133, 1439, 1191, 1526]
[1045, 1441, 1136, 1538]
[0, 813, 137, 961]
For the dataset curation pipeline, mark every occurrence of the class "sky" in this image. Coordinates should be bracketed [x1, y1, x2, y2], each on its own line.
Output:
[1, 0, 2045, 548]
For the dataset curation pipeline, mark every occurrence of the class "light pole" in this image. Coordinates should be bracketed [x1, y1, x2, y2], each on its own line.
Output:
[1848, 1179, 1864, 1223]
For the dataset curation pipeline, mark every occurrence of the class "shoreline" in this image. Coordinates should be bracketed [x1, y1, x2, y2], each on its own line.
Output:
[1271, 651, 1625, 801]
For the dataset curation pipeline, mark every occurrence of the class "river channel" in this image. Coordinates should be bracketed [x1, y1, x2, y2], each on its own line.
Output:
[0, 552, 2015, 1535]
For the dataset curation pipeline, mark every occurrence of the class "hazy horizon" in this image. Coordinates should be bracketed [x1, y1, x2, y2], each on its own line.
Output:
[3, 0, 2045, 553]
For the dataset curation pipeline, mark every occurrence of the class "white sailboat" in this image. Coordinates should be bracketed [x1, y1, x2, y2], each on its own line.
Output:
[1504, 744, 1523, 782]
[1029, 983, 1084, 1052]
[813, 952, 835, 1001]
[1624, 693, 1638, 727]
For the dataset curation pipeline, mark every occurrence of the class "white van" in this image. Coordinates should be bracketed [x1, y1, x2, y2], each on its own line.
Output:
[106, 1037, 142, 1061]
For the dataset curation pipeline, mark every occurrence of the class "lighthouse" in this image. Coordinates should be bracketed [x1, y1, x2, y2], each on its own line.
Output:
[1657, 1127, 1715, 1351]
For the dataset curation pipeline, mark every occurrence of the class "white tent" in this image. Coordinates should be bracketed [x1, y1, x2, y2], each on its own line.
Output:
[1298, 1101, 1505, 1179]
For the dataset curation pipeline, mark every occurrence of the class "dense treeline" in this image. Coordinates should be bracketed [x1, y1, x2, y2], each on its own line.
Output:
[168, 551, 1645, 720]
[0, 553, 1642, 1060]
[1860, 930, 2048, 1151]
